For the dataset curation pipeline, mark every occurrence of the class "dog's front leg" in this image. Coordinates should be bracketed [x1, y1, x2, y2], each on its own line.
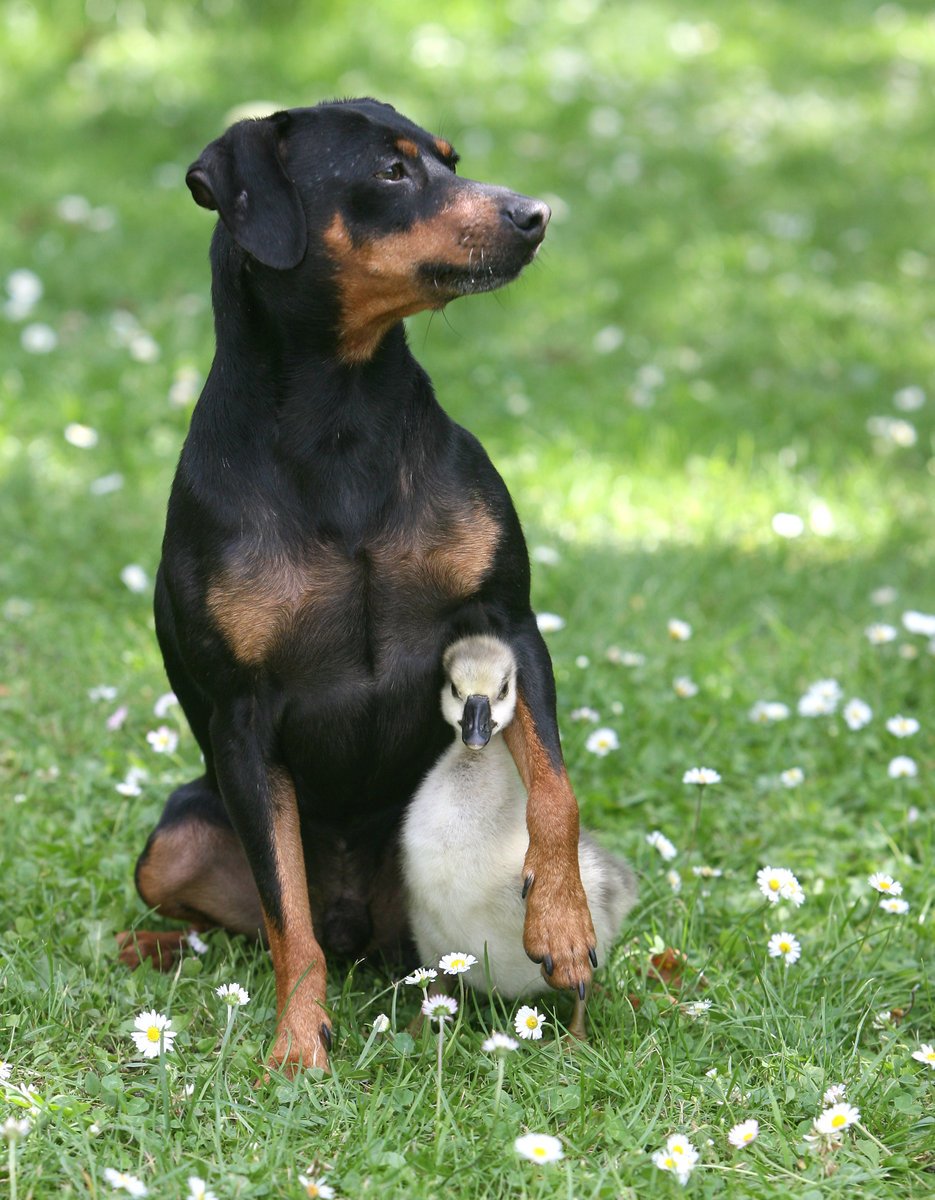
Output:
[211, 702, 330, 1074]
[504, 622, 597, 997]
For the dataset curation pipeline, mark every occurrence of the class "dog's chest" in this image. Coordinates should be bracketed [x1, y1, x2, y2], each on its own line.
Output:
[205, 502, 500, 668]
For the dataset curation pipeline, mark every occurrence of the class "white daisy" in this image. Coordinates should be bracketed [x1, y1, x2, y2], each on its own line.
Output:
[130, 1010, 175, 1058]
[187, 1178, 218, 1200]
[531, 545, 561, 566]
[865, 623, 898, 644]
[902, 610, 935, 637]
[767, 931, 801, 965]
[823, 1084, 847, 1105]
[879, 897, 909, 914]
[886, 715, 920, 738]
[868, 873, 902, 896]
[749, 700, 790, 723]
[667, 618, 692, 641]
[21, 322, 57, 354]
[514, 1005, 547, 1040]
[482, 1032, 519, 1053]
[575, 655, 590, 669]
[646, 830, 677, 861]
[297, 1176, 335, 1199]
[682, 766, 720, 786]
[666, 869, 682, 893]
[186, 930, 209, 954]
[871, 585, 898, 605]
[403, 967, 438, 987]
[0, 1060, 11, 1081]
[911, 1044, 935, 1069]
[2, 1117, 30, 1141]
[780, 767, 804, 788]
[421, 994, 458, 1023]
[797, 692, 835, 717]
[893, 385, 925, 411]
[843, 698, 873, 730]
[727, 1118, 759, 1148]
[652, 1134, 699, 1185]
[515, 1132, 563, 1163]
[569, 706, 600, 722]
[682, 999, 712, 1018]
[756, 866, 804, 905]
[691, 865, 723, 878]
[88, 685, 118, 702]
[673, 676, 699, 698]
[535, 612, 565, 633]
[120, 564, 149, 594]
[887, 756, 917, 779]
[585, 727, 619, 756]
[609, 648, 646, 667]
[371, 1013, 390, 1032]
[64, 422, 99, 449]
[438, 951, 477, 975]
[103, 1168, 148, 1196]
[815, 1103, 860, 1135]
[153, 692, 178, 718]
[216, 982, 250, 1006]
[772, 512, 804, 538]
[146, 726, 178, 754]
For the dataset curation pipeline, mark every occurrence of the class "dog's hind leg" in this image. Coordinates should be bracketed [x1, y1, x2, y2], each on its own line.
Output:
[118, 776, 264, 969]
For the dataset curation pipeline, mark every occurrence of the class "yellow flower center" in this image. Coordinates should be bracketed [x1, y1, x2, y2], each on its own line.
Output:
[525, 1016, 539, 1029]
[664, 1157, 676, 1168]
[779, 941, 791, 953]
[926, 1053, 935, 1062]
[831, 1114, 846, 1128]
[532, 1147, 546, 1158]
[743, 1131, 755, 1142]
[879, 880, 891, 890]
[769, 879, 780, 891]
[306, 1187, 319, 1198]
[451, 959, 464, 968]
[146, 1026, 161, 1042]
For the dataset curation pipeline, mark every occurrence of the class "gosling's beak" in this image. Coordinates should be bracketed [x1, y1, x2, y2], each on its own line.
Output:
[459, 694, 493, 748]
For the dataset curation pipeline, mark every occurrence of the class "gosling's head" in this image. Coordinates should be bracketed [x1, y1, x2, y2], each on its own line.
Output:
[441, 635, 518, 750]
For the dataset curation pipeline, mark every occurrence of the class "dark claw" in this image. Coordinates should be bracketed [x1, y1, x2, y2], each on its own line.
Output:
[521, 874, 533, 900]
[320, 1023, 332, 1052]
[543, 954, 554, 976]
[578, 981, 586, 1000]
[589, 947, 598, 969]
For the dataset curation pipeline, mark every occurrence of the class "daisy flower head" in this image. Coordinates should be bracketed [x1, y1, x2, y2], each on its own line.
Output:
[646, 829, 677, 861]
[673, 676, 699, 698]
[120, 564, 149, 594]
[439, 951, 477, 975]
[585, 727, 619, 756]
[666, 868, 682, 893]
[515, 1132, 563, 1163]
[780, 767, 804, 788]
[421, 993, 458, 1024]
[683, 999, 712, 1018]
[2, 1116, 30, 1142]
[89, 684, 118, 702]
[482, 1031, 519, 1054]
[153, 692, 178, 718]
[187, 1178, 218, 1200]
[868, 873, 902, 896]
[186, 929, 209, 954]
[757, 866, 804, 905]
[130, 1010, 175, 1058]
[570, 705, 600, 722]
[115, 766, 148, 797]
[692, 865, 723, 878]
[146, 726, 178, 755]
[514, 1004, 547, 1040]
[403, 966, 437, 987]
[297, 1175, 335, 1199]
[667, 618, 692, 641]
[652, 1134, 699, 1185]
[888, 755, 917, 779]
[103, 1169, 148, 1196]
[683, 766, 720, 786]
[815, 1102, 860, 1135]
[749, 700, 790, 724]
[535, 612, 565, 633]
[902, 609, 935, 637]
[844, 698, 873, 730]
[728, 1118, 759, 1148]
[823, 1084, 847, 1105]
[0, 1059, 12, 1081]
[372, 1013, 390, 1033]
[865, 623, 898, 645]
[911, 1044, 935, 1069]
[216, 982, 250, 1006]
[886, 714, 920, 738]
[879, 897, 909, 914]
[767, 931, 801, 965]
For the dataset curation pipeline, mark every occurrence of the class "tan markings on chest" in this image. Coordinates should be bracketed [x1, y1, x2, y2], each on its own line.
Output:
[207, 503, 501, 665]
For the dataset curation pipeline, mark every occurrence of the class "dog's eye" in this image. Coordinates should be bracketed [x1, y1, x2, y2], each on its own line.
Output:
[375, 162, 406, 182]
[450, 683, 460, 699]
[497, 679, 509, 701]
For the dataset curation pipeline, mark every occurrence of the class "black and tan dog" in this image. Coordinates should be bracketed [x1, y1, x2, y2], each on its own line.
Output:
[120, 98, 596, 1072]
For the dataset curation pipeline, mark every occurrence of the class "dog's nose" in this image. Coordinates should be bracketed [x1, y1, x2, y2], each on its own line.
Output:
[501, 197, 551, 242]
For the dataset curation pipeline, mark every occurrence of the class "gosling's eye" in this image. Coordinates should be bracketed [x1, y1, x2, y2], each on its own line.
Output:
[450, 683, 460, 700]
[375, 162, 406, 182]
[497, 679, 510, 701]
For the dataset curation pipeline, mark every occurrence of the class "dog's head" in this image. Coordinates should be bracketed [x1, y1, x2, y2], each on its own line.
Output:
[186, 99, 550, 362]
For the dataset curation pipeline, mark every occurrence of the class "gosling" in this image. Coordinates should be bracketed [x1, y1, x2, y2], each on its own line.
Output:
[402, 633, 637, 1038]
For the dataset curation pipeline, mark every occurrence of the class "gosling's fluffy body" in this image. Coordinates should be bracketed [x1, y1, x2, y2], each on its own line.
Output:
[402, 635, 636, 997]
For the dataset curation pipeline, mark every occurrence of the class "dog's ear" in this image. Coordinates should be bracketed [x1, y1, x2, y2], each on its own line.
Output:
[185, 113, 307, 270]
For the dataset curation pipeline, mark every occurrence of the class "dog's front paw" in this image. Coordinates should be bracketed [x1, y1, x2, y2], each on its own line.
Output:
[521, 855, 597, 995]
[267, 1019, 332, 1077]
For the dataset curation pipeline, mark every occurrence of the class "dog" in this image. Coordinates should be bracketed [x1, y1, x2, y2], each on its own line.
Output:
[120, 98, 597, 1073]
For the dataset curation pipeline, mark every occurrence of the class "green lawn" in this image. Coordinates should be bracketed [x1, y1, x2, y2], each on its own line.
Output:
[1, 1, 933, 1197]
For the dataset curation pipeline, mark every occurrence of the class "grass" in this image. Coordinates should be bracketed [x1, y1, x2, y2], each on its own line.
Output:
[1, 0, 934, 1196]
